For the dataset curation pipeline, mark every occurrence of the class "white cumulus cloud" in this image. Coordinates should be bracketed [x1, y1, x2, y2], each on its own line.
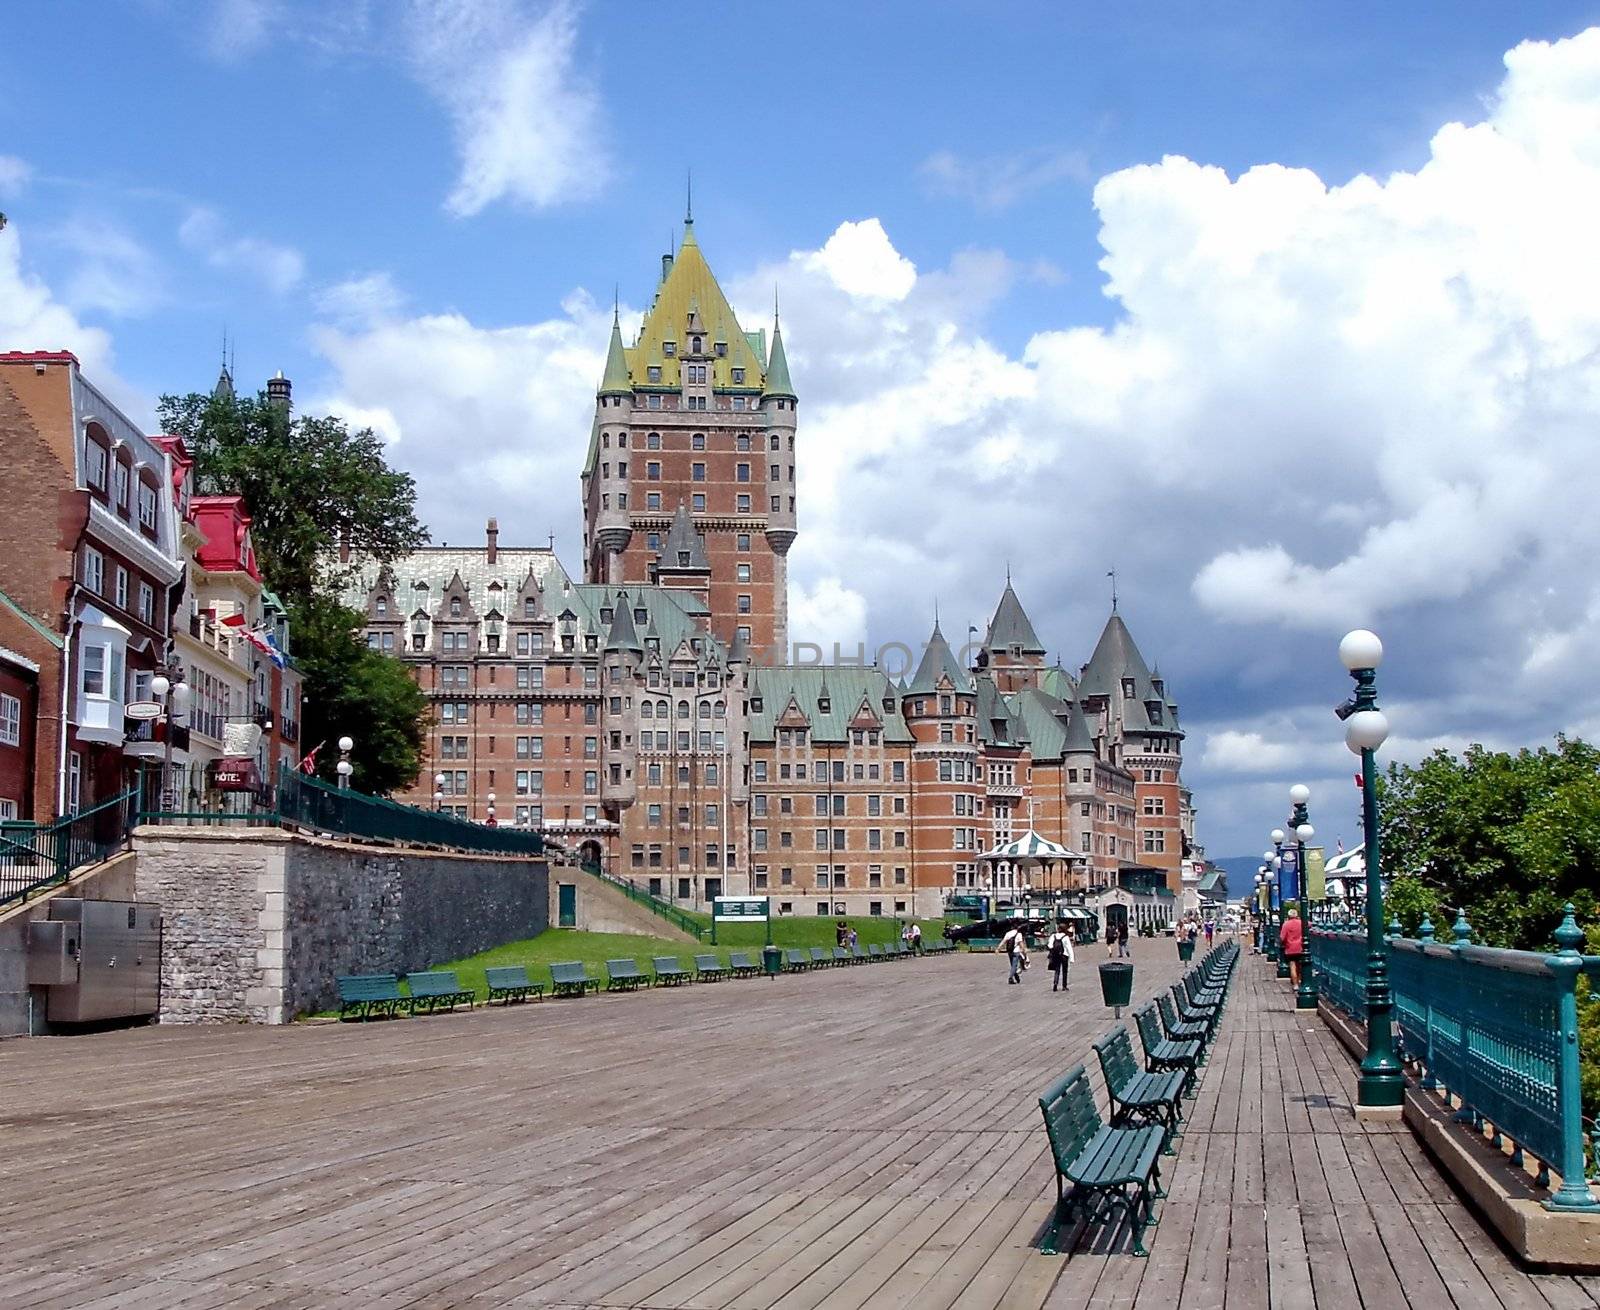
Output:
[405, 0, 607, 217]
[179, 208, 305, 295]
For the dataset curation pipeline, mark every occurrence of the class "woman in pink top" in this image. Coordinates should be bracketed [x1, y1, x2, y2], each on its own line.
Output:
[1278, 907, 1305, 987]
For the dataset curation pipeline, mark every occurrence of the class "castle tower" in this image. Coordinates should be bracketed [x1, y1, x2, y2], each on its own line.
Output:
[979, 578, 1048, 693]
[581, 215, 797, 658]
[901, 621, 983, 890]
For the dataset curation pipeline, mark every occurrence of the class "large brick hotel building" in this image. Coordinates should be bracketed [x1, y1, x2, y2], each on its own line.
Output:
[352, 219, 1195, 916]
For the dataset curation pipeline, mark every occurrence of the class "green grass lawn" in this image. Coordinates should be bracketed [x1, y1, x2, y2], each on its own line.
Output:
[305, 914, 951, 1015]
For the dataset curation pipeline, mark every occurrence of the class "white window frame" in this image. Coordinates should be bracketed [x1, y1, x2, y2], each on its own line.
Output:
[0, 693, 20, 746]
[82, 546, 104, 594]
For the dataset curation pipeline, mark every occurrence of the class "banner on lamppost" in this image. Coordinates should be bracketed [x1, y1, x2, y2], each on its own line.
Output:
[1306, 847, 1326, 901]
[1280, 846, 1299, 904]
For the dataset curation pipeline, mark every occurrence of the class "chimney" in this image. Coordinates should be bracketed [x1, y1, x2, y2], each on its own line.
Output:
[661, 252, 674, 281]
[266, 369, 292, 411]
[338, 529, 350, 564]
[486, 517, 499, 564]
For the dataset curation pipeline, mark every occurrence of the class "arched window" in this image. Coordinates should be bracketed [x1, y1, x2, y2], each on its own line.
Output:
[714, 700, 725, 719]
[699, 701, 711, 720]
[677, 701, 690, 720]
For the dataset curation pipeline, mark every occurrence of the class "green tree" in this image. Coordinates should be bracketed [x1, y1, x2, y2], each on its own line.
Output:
[157, 388, 430, 793]
[291, 597, 427, 795]
[1384, 876, 1445, 939]
[157, 389, 425, 604]
[1379, 737, 1600, 950]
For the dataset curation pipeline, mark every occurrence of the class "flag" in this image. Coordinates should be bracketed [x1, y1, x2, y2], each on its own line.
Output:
[219, 612, 246, 628]
[1336, 838, 1345, 854]
[261, 629, 287, 669]
[300, 742, 323, 774]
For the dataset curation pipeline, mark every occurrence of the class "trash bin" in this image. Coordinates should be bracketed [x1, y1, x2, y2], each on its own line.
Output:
[1099, 961, 1134, 1009]
[763, 944, 782, 979]
[1177, 938, 1195, 962]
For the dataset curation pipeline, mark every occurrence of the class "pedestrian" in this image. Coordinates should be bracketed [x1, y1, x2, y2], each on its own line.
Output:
[1117, 920, 1130, 958]
[1105, 920, 1116, 958]
[1046, 925, 1075, 992]
[909, 921, 923, 954]
[1279, 906, 1305, 987]
[847, 926, 859, 951]
[836, 919, 848, 948]
[1204, 918, 1215, 946]
[1001, 923, 1027, 984]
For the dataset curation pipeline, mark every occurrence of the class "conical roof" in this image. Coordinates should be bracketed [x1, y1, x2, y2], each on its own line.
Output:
[985, 581, 1045, 654]
[604, 590, 642, 653]
[763, 319, 796, 400]
[213, 365, 235, 401]
[1077, 613, 1156, 702]
[727, 626, 751, 665]
[907, 621, 969, 695]
[598, 307, 631, 396]
[656, 502, 709, 573]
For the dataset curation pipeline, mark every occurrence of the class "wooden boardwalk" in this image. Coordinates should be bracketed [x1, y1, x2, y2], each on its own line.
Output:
[1, 938, 1595, 1308]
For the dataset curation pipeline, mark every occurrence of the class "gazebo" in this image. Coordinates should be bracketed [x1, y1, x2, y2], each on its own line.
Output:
[978, 830, 1085, 895]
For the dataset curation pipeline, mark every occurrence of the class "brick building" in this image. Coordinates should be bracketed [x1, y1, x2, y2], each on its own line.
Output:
[0, 636, 40, 821]
[361, 218, 1193, 916]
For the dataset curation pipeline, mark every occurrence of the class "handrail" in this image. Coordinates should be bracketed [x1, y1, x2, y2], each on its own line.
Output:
[1312, 910, 1600, 1211]
[577, 862, 707, 939]
[0, 787, 138, 909]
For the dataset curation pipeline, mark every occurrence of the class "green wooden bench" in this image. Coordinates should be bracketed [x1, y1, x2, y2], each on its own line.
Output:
[1158, 991, 1212, 1051]
[694, 953, 728, 982]
[850, 943, 869, 964]
[549, 961, 599, 998]
[783, 948, 810, 972]
[405, 970, 475, 1013]
[1038, 1064, 1164, 1257]
[1135, 1003, 1202, 1097]
[809, 947, 830, 969]
[728, 951, 761, 979]
[605, 959, 648, 992]
[336, 973, 409, 1021]
[1093, 1027, 1184, 1153]
[1171, 979, 1220, 1029]
[485, 965, 544, 1005]
[965, 937, 1002, 952]
[867, 944, 885, 961]
[832, 946, 851, 966]
[653, 956, 691, 986]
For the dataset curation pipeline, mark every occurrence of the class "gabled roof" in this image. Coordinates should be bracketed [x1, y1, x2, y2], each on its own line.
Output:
[656, 502, 710, 574]
[628, 222, 766, 391]
[906, 620, 970, 695]
[985, 582, 1046, 654]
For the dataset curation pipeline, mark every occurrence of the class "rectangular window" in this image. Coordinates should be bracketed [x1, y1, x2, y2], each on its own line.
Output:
[85, 440, 107, 489]
[82, 546, 104, 594]
[1143, 829, 1166, 853]
[0, 693, 20, 746]
[113, 566, 128, 611]
[138, 480, 158, 532]
[692, 494, 705, 512]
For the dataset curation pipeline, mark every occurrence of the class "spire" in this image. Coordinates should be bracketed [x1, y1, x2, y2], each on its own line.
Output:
[763, 310, 796, 401]
[598, 303, 631, 397]
[985, 580, 1046, 654]
[907, 618, 969, 695]
[605, 593, 642, 654]
[686, 170, 693, 227]
[656, 501, 710, 574]
[727, 626, 751, 666]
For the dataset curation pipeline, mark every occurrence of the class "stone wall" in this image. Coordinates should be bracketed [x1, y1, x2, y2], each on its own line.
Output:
[132, 826, 548, 1023]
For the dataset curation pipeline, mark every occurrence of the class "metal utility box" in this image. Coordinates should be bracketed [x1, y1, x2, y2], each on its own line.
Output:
[35, 899, 162, 1023]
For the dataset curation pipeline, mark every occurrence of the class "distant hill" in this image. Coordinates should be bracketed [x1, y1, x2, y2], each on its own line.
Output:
[1207, 856, 1266, 903]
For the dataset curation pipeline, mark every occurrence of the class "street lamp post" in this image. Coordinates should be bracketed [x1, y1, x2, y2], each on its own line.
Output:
[1270, 830, 1291, 978]
[336, 735, 354, 790]
[1289, 784, 1317, 1009]
[1261, 848, 1281, 967]
[1252, 869, 1267, 951]
[149, 672, 190, 812]
[1339, 628, 1404, 1111]
[434, 772, 446, 812]
[486, 790, 497, 827]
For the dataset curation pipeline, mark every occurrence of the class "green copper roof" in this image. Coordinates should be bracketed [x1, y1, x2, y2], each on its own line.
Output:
[748, 667, 912, 745]
[598, 310, 631, 396]
[906, 620, 970, 695]
[0, 586, 62, 650]
[985, 582, 1045, 654]
[763, 321, 796, 400]
[603, 588, 642, 653]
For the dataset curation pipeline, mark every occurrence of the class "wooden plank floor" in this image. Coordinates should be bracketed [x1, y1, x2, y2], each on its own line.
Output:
[0, 939, 1593, 1308]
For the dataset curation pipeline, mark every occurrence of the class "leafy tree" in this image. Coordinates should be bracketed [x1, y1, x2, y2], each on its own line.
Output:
[1378, 737, 1600, 951]
[157, 389, 425, 604]
[157, 388, 430, 793]
[289, 597, 428, 795]
[1384, 875, 1444, 939]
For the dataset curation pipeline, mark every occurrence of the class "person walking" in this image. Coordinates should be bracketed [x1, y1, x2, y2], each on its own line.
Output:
[909, 922, 923, 954]
[1204, 918, 1215, 947]
[1279, 906, 1305, 987]
[1046, 925, 1075, 992]
[847, 926, 859, 952]
[1001, 923, 1027, 984]
[1117, 920, 1131, 958]
[1105, 920, 1117, 958]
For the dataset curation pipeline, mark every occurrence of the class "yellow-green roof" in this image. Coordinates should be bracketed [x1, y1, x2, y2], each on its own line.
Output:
[626, 222, 767, 390]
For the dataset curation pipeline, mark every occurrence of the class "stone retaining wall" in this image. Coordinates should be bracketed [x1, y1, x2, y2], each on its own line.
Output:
[132, 827, 548, 1023]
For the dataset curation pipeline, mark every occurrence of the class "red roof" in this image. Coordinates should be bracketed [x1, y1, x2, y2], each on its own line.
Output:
[0, 350, 80, 366]
[191, 496, 261, 581]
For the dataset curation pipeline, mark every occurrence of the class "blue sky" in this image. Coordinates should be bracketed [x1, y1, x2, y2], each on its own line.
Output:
[6, 1, 1600, 858]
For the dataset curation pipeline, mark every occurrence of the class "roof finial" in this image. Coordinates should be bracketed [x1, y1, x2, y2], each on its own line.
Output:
[612, 284, 619, 327]
[1006, 559, 1012, 586]
[685, 170, 693, 226]
[1107, 568, 1118, 613]
[774, 283, 780, 327]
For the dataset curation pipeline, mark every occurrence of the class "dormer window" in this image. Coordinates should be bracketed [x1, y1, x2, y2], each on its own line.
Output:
[692, 336, 702, 354]
[648, 366, 662, 382]
[113, 462, 130, 511]
[731, 367, 745, 384]
[634, 607, 646, 624]
[84, 437, 108, 490]
[1149, 704, 1164, 724]
[600, 607, 613, 624]
[663, 342, 676, 357]
[1122, 678, 1135, 698]
[752, 696, 763, 713]
[678, 551, 690, 567]
[818, 697, 831, 714]
[716, 341, 727, 357]
[451, 597, 463, 617]
[376, 596, 388, 616]
[523, 596, 536, 617]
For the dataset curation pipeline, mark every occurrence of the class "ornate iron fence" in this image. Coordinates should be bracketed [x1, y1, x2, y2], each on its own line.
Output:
[0, 788, 138, 909]
[1313, 912, 1600, 1212]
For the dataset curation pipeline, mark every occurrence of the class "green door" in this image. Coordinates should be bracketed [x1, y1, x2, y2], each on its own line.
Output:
[558, 882, 577, 928]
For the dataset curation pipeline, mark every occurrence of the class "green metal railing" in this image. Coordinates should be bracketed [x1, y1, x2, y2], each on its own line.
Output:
[1313, 911, 1600, 1211]
[578, 862, 708, 939]
[0, 788, 138, 909]
[138, 764, 544, 859]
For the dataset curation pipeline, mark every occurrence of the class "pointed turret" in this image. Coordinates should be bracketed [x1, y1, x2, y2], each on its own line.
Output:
[605, 590, 642, 654]
[598, 304, 631, 397]
[763, 317, 796, 401]
[1077, 612, 1156, 704]
[657, 501, 710, 575]
[213, 363, 235, 401]
[985, 581, 1046, 654]
[727, 625, 751, 667]
[907, 620, 969, 695]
